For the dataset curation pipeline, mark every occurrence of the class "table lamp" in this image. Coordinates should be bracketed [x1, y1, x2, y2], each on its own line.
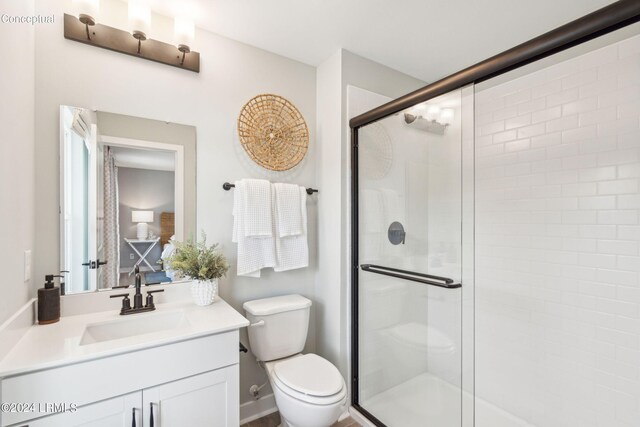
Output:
[132, 210, 153, 240]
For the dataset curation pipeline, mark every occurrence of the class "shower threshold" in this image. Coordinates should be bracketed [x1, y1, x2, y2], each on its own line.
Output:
[361, 372, 532, 427]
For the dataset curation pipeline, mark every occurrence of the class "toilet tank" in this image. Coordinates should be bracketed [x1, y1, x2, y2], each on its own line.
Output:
[243, 294, 312, 362]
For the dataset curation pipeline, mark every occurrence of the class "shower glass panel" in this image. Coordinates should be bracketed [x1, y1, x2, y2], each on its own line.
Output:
[356, 90, 464, 426]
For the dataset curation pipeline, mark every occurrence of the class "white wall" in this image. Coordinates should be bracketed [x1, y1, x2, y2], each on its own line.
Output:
[33, 0, 316, 405]
[315, 49, 425, 383]
[0, 0, 35, 325]
[475, 33, 640, 427]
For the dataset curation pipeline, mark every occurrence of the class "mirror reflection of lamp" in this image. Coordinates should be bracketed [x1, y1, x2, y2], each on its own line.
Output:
[175, 16, 195, 66]
[72, 0, 100, 40]
[128, 0, 151, 54]
[132, 210, 154, 240]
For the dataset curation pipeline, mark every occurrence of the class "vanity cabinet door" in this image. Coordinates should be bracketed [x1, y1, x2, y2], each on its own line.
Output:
[142, 365, 239, 427]
[11, 392, 141, 427]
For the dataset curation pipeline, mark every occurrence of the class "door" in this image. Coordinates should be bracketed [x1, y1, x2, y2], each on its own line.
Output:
[86, 123, 99, 291]
[353, 89, 464, 426]
[143, 366, 239, 427]
[14, 392, 141, 427]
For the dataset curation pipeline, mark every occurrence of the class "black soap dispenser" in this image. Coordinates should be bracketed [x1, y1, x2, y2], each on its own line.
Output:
[38, 274, 62, 324]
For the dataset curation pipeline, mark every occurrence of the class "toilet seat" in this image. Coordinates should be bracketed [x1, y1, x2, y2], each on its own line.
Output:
[269, 354, 346, 406]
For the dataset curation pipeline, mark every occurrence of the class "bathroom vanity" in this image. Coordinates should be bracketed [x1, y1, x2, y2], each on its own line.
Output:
[0, 296, 249, 427]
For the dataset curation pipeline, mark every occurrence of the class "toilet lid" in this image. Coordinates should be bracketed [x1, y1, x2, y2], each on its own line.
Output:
[273, 354, 344, 397]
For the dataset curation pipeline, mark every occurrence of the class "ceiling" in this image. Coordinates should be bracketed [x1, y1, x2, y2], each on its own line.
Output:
[143, 0, 615, 83]
[110, 146, 175, 171]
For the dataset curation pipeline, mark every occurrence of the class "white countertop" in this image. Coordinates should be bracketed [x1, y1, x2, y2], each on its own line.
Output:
[0, 297, 249, 378]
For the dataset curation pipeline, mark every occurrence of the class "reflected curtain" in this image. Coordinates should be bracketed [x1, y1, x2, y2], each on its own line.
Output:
[103, 147, 120, 287]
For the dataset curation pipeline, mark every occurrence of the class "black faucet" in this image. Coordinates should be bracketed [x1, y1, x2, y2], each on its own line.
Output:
[110, 265, 164, 315]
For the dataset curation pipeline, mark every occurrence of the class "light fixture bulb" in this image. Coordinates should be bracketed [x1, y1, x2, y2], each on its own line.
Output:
[425, 106, 441, 122]
[128, 0, 151, 40]
[439, 108, 455, 125]
[73, 0, 99, 24]
[174, 16, 195, 48]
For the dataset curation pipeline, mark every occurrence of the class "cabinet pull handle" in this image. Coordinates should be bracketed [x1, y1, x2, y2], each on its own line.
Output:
[132, 407, 136, 427]
[149, 402, 154, 427]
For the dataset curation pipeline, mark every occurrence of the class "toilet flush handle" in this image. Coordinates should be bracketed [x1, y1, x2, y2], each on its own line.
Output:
[248, 320, 265, 328]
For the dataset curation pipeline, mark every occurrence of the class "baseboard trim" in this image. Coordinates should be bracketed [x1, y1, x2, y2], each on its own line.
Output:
[239, 393, 277, 425]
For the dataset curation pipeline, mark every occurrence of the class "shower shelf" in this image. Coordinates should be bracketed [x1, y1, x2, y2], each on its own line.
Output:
[360, 264, 461, 289]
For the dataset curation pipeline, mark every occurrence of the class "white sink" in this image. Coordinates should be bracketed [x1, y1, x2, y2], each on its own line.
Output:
[80, 310, 187, 345]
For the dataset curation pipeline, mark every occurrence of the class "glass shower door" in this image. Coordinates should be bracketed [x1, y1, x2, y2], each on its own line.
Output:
[355, 89, 465, 426]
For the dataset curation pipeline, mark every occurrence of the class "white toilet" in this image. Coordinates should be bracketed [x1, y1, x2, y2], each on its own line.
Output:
[244, 294, 347, 427]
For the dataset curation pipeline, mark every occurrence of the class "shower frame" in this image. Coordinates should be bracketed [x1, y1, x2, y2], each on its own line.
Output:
[349, 1, 640, 426]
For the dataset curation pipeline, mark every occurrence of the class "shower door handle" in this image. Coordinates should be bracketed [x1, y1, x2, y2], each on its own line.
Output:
[360, 264, 461, 289]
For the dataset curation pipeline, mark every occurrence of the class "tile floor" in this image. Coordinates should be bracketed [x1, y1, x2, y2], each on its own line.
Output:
[240, 411, 362, 427]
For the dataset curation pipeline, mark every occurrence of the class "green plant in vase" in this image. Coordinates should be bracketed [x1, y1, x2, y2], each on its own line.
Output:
[167, 232, 229, 305]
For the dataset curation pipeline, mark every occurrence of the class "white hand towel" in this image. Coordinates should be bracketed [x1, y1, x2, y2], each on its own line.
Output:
[274, 183, 303, 237]
[232, 180, 276, 277]
[273, 185, 309, 272]
[242, 179, 273, 237]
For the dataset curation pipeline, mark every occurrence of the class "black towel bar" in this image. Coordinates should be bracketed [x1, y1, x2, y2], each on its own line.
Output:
[223, 182, 318, 195]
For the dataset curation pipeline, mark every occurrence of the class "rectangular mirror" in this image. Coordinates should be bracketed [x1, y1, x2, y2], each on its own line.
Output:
[60, 106, 196, 294]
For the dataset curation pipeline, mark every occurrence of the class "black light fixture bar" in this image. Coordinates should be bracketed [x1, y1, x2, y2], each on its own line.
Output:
[63, 14, 200, 73]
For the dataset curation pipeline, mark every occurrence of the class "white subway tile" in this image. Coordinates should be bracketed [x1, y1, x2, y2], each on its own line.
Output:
[618, 164, 640, 179]
[548, 88, 580, 107]
[518, 123, 547, 139]
[579, 136, 617, 155]
[598, 149, 640, 166]
[563, 97, 598, 116]
[505, 114, 532, 130]
[618, 194, 640, 209]
[493, 106, 519, 121]
[562, 69, 598, 90]
[564, 238, 597, 253]
[598, 179, 639, 195]
[618, 256, 640, 272]
[505, 139, 531, 153]
[531, 132, 562, 148]
[547, 143, 580, 159]
[579, 166, 617, 182]
[581, 77, 617, 99]
[563, 125, 598, 143]
[504, 89, 532, 107]
[580, 225, 617, 239]
[580, 253, 616, 269]
[547, 115, 579, 133]
[598, 240, 639, 256]
[579, 106, 618, 126]
[598, 210, 638, 225]
[480, 120, 506, 136]
[618, 132, 640, 149]
[618, 35, 640, 59]
[579, 196, 616, 210]
[619, 226, 640, 241]
[518, 97, 547, 115]
[597, 268, 638, 286]
[493, 129, 518, 144]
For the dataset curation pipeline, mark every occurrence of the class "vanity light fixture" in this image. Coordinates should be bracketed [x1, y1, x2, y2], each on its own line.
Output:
[63, 4, 200, 72]
[72, 0, 99, 40]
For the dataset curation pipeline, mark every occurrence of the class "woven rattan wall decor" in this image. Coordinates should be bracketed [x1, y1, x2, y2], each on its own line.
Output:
[237, 94, 309, 171]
